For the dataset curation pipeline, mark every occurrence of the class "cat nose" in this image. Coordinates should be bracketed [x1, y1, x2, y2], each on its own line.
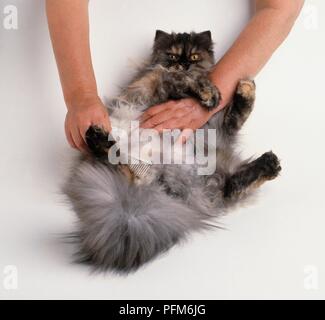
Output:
[182, 63, 190, 70]
[176, 65, 184, 71]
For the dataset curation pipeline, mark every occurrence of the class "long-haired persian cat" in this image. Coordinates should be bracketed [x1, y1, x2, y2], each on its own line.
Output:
[64, 31, 281, 273]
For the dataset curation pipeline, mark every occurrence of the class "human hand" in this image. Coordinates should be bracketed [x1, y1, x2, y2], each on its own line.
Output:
[65, 95, 111, 153]
[140, 98, 213, 134]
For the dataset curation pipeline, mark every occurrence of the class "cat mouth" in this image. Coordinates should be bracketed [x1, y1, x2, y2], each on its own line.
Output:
[169, 65, 189, 71]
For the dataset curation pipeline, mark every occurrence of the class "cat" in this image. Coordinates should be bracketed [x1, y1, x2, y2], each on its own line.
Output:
[63, 30, 281, 274]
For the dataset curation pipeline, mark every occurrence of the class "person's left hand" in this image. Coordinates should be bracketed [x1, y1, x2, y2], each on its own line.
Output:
[140, 98, 212, 133]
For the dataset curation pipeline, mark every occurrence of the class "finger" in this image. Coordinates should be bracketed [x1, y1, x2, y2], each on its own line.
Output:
[103, 115, 112, 133]
[95, 111, 112, 133]
[141, 108, 187, 129]
[213, 104, 226, 113]
[176, 128, 195, 144]
[153, 118, 184, 133]
[79, 126, 93, 154]
[71, 127, 88, 154]
[140, 101, 175, 122]
[79, 123, 91, 144]
[141, 101, 195, 128]
[89, 115, 112, 136]
[65, 121, 77, 149]
[153, 109, 197, 132]
[174, 98, 197, 109]
[66, 130, 77, 149]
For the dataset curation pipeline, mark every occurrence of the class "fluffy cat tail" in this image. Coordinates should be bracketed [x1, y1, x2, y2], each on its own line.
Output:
[63, 160, 210, 274]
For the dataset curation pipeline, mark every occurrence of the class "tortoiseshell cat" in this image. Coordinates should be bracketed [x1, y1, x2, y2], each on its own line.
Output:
[64, 31, 281, 273]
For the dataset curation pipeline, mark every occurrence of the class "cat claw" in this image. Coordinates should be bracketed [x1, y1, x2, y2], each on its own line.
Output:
[200, 86, 221, 109]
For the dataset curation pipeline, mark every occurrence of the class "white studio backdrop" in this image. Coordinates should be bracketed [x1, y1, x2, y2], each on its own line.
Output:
[0, 0, 324, 299]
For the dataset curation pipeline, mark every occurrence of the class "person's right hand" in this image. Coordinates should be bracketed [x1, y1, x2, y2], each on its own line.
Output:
[65, 95, 111, 153]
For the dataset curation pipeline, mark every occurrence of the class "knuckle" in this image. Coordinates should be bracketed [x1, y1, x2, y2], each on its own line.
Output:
[76, 114, 85, 123]
[76, 140, 84, 149]
[175, 110, 185, 117]
[152, 117, 161, 125]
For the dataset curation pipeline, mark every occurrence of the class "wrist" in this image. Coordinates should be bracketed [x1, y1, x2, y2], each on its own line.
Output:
[65, 89, 101, 110]
[209, 75, 238, 115]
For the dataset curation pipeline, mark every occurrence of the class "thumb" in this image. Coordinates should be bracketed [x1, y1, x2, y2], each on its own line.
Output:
[103, 113, 112, 133]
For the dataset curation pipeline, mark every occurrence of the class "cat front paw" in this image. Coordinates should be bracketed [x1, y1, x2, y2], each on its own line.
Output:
[259, 151, 282, 181]
[86, 126, 115, 158]
[236, 79, 256, 100]
[198, 81, 221, 109]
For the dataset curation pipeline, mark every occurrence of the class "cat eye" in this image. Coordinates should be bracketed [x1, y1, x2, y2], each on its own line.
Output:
[168, 54, 178, 61]
[190, 54, 200, 61]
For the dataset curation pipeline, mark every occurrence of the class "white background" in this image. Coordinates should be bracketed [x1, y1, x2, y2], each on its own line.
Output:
[0, 0, 324, 300]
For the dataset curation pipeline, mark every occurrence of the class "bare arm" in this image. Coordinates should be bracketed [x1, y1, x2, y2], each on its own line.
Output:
[210, 0, 305, 112]
[46, 0, 110, 152]
[141, 0, 305, 131]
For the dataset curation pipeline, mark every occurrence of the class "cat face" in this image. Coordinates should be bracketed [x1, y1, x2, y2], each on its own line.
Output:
[152, 30, 215, 72]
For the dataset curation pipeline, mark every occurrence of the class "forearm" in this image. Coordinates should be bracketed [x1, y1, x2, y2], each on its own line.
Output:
[46, 0, 98, 109]
[46, 0, 110, 151]
[210, 0, 304, 111]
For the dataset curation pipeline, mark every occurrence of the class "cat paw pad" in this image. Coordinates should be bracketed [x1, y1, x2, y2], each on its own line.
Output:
[237, 79, 256, 100]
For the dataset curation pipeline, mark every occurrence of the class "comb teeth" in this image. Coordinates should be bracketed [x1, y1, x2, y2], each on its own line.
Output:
[129, 163, 151, 178]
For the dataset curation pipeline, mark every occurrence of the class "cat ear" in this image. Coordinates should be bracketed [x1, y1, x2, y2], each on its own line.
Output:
[198, 31, 212, 42]
[195, 31, 213, 50]
[155, 30, 170, 42]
